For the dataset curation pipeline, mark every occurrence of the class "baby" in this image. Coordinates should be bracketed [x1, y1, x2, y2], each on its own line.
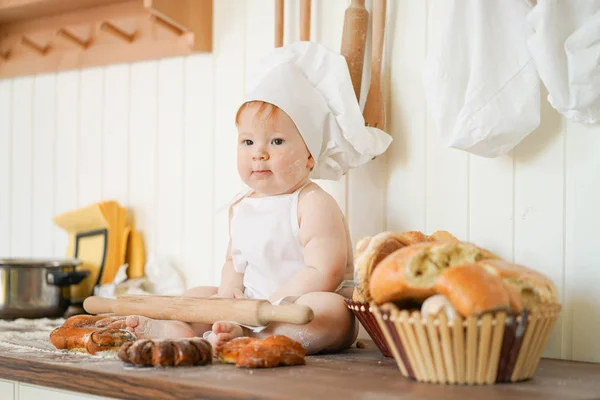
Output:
[99, 42, 392, 355]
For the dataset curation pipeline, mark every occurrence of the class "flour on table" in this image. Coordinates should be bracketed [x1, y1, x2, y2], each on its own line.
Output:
[0, 317, 118, 360]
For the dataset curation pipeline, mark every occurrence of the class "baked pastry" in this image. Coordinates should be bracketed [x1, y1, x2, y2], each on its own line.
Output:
[420, 294, 457, 320]
[217, 335, 306, 368]
[369, 241, 499, 304]
[49, 315, 135, 354]
[475, 259, 558, 308]
[434, 263, 523, 316]
[217, 337, 258, 364]
[118, 338, 213, 367]
[353, 231, 428, 302]
[426, 230, 459, 242]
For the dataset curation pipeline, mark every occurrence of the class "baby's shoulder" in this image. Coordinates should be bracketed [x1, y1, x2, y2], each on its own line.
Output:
[297, 182, 343, 217]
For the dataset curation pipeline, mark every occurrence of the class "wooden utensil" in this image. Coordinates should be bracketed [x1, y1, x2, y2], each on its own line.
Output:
[363, 0, 387, 130]
[83, 295, 314, 326]
[340, 0, 369, 101]
[275, 0, 284, 47]
[300, 0, 311, 41]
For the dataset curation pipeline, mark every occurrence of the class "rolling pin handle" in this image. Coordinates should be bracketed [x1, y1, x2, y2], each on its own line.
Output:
[83, 296, 116, 315]
[258, 303, 315, 326]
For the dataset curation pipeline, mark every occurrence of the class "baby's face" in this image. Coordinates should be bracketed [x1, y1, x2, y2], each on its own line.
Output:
[237, 103, 314, 196]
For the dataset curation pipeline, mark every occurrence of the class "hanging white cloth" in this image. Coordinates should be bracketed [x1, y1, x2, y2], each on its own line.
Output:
[422, 0, 541, 158]
[527, 0, 600, 124]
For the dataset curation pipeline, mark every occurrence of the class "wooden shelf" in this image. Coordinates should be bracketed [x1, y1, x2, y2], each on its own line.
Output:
[0, 0, 212, 78]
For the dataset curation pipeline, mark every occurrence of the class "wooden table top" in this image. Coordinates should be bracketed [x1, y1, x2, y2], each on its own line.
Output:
[1, 337, 600, 400]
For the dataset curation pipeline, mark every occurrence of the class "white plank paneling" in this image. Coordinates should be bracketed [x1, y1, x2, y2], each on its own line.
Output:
[18, 383, 117, 400]
[565, 120, 600, 363]
[385, 0, 427, 232]
[245, 0, 275, 80]
[54, 71, 80, 257]
[284, 0, 299, 45]
[423, 0, 469, 240]
[182, 54, 215, 288]
[468, 154, 514, 259]
[313, 0, 347, 214]
[0, 379, 14, 399]
[0, 80, 10, 257]
[10, 77, 33, 257]
[78, 68, 104, 207]
[31, 74, 57, 257]
[103, 65, 130, 205]
[340, 0, 386, 246]
[514, 97, 565, 359]
[2, 0, 600, 364]
[156, 58, 185, 275]
[129, 61, 158, 260]
[212, 0, 246, 285]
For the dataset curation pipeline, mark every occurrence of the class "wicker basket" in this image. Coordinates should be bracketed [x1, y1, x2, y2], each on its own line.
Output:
[370, 302, 562, 385]
[345, 299, 392, 357]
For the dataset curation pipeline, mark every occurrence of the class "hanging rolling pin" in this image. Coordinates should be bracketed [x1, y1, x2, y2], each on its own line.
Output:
[275, 0, 284, 47]
[340, 0, 369, 101]
[300, 0, 311, 41]
[363, 0, 387, 130]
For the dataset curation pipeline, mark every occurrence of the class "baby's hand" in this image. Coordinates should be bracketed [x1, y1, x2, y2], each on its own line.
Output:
[214, 288, 246, 299]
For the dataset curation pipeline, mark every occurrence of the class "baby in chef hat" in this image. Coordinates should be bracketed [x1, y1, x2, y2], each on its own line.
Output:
[100, 41, 392, 354]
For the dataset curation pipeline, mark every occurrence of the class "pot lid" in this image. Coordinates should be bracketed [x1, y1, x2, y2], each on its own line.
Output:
[0, 258, 81, 269]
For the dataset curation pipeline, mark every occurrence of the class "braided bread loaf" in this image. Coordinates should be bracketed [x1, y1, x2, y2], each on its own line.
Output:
[49, 315, 135, 354]
[217, 335, 306, 368]
[118, 338, 213, 367]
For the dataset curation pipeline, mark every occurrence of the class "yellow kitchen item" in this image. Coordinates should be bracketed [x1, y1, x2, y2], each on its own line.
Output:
[126, 230, 146, 279]
[54, 201, 146, 302]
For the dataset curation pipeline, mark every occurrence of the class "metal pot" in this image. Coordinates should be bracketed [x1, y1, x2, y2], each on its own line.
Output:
[0, 258, 89, 319]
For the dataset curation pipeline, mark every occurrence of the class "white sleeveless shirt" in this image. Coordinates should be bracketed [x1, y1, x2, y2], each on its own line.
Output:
[229, 182, 310, 300]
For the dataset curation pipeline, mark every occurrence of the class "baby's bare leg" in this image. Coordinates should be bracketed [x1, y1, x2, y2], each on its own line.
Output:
[182, 286, 219, 335]
[100, 286, 218, 339]
[255, 292, 358, 355]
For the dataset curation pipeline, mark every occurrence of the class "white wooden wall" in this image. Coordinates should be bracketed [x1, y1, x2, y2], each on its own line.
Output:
[1, 0, 599, 363]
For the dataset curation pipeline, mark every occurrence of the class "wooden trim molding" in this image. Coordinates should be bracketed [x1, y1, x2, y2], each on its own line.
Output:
[0, 0, 212, 78]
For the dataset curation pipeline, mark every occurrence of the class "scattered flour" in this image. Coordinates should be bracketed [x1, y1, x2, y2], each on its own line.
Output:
[0, 317, 118, 360]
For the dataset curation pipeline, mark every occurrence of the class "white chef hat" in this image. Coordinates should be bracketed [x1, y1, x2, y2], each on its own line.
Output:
[239, 41, 392, 181]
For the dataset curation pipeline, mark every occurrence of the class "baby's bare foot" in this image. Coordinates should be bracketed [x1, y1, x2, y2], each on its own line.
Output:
[95, 315, 127, 329]
[124, 315, 195, 339]
[207, 321, 245, 349]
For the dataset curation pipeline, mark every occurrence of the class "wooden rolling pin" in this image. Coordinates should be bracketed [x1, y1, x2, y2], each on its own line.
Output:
[275, 0, 284, 47]
[83, 295, 314, 326]
[300, 0, 311, 41]
[340, 0, 369, 100]
[362, 0, 387, 130]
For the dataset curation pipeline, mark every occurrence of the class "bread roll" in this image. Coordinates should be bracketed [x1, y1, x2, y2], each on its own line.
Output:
[217, 335, 306, 368]
[475, 259, 558, 308]
[118, 337, 213, 367]
[217, 337, 257, 364]
[369, 241, 498, 304]
[353, 231, 428, 302]
[420, 294, 457, 321]
[434, 264, 523, 316]
[49, 315, 135, 354]
[426, 230, 459, 242]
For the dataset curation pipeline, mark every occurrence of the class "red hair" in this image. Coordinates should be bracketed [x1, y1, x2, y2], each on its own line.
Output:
[235, 101, 280, 126]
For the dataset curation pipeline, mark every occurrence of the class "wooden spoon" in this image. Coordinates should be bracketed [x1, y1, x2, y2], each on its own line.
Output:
[300, 0, 311, 41]
[340, 0, 369, 101]
[363, 0, 387, 130]
[275, 0, 284, 47]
